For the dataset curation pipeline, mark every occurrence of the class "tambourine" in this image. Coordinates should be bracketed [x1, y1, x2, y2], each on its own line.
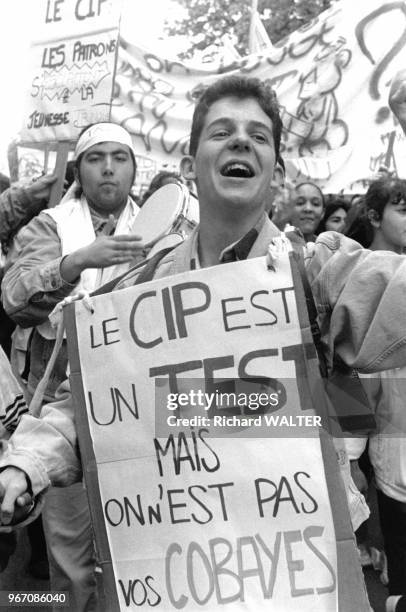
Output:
[132, 183, 199, 250]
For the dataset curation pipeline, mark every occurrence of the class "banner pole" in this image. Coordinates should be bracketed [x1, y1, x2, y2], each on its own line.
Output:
[44, 143, 50, 174]
[48, 141, 70, 208]
[7, 140, 19, 182]
[248, 0, 259, 53]
[108, 2, 123, 121]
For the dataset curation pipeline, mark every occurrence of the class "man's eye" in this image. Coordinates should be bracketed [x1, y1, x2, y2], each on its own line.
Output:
[295, 199, 306, 206]
[252, 133, 267, 143]
[213, 130, 229, 138]
[87, 156, 100, 163]
[115, 155, 129, 162]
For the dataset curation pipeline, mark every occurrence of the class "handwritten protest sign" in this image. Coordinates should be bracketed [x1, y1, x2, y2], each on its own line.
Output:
[66, 255, 369, 610]
[20, 0, 121, 143]
[114, 0, 406, 192]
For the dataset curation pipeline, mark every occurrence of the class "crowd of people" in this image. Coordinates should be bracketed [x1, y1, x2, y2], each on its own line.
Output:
[0, 72, 405, 612]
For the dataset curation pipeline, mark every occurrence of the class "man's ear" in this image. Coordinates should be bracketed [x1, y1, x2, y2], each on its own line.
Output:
[367, 208, 380, 228]
[180, 155, 197, 181]
[272, 163, 285, 188]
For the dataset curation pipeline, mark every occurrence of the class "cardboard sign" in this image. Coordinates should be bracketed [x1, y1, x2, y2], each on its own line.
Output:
[66, 255, 369, 611]
[20, 0, 121, 143]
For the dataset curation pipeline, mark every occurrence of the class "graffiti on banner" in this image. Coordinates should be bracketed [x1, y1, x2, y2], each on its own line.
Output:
[20, 0, 121, 143]
[113, 0, 406, 191]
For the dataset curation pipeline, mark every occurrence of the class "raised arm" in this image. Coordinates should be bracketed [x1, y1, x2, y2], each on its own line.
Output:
[0, 174, 56, 246]
[0, 379, 81, 524]
[1, 212, 77, 327]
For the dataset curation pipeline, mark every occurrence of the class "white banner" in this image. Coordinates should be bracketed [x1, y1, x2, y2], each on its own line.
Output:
[69, 256, 349, 610]
[20, 0, 121, 143]
[113, 0, 406, 191]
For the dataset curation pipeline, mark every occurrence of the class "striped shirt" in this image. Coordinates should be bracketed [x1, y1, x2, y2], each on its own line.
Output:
[0, 346, 28, 436]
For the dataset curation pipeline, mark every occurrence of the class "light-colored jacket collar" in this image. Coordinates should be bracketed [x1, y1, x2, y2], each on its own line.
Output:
[169, 215, 281, 275]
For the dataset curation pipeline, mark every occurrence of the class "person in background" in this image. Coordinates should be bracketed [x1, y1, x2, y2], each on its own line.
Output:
[140, 170, 182, 206]
[0, 345, 29, 574]
[0, 174, 57, 254]
[0, 172, 57, 580]
[1, 122, 144, 612]
[316, 198, 349, 234]
[346, 176, 406, 612]
[0, 72, 406, 605]
[3, 72, 406, 610]
[0, 171, 58, 380]
[346, 177, 406, 252]
[288, 181, 325, 241]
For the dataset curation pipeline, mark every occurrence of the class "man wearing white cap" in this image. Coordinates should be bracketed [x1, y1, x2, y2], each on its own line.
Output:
[1, 122, 143, 612]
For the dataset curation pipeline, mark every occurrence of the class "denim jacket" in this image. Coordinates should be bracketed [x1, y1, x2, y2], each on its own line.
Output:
[0, 184, 47, 249]
[361, 367, 406, 503]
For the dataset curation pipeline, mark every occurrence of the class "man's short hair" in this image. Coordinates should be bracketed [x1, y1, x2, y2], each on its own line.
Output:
[189, 76, 283, 163]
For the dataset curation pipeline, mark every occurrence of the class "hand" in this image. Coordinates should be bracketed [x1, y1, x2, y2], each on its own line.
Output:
[0, 468, 32, 525]
[389, 69, 406, 133]
[79, 213, 143, 268]
[78, 233, 144, 269]
[60, 215, 144, 283]
[25, 173, 58, 206]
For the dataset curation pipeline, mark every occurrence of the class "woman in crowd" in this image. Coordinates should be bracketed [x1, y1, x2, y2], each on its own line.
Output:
[140, 170, 182, 206]
[316, 197, 349, 234]
[346, 176, 406, 612]
[289, 181, 325, 241]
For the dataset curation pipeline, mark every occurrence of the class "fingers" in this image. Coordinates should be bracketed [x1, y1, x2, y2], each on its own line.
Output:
[1, 486, 22, 525]
[30, 174, 57, 189]
[107, 236, 145, 263]
[16, 493, 33, 507]
[106, 235, 144, 256]
[0, 470, 30, 525]
[85, 233, 145, 268]
[26, 173, 58, 203]
[39, 173, 58, 185]
[111, 234, 143, 242]
[109, 246, 145, 264]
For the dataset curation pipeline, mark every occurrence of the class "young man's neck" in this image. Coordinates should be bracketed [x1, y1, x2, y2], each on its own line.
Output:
[198, 208, 265, 267]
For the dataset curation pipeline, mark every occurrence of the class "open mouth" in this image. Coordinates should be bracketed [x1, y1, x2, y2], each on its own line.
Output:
[220, 162, 255, 178]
